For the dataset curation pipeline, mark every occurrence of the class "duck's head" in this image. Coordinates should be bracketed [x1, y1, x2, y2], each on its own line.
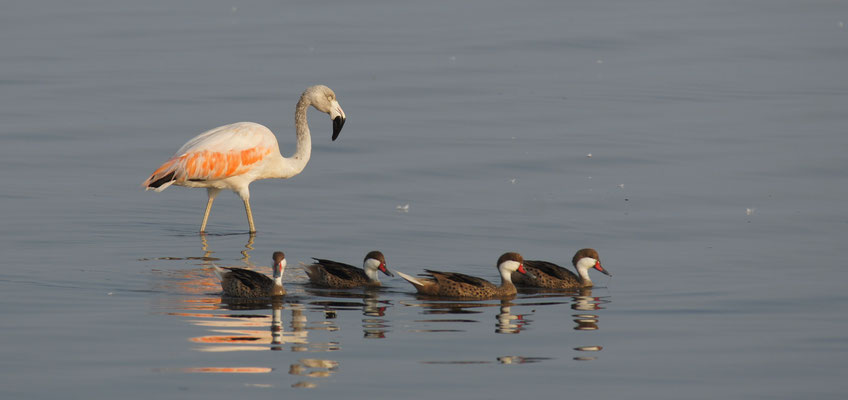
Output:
[272, 251, 286, 278]
[572, 248, 610, 277]
[363, 250, 392, 279]
[497, 252, 526, 280]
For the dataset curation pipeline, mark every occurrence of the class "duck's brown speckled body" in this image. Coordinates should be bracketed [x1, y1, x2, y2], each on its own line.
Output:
[397, 252, 526, 299]
[512, 248, 611, 289]
[215, 251, 286, 298]
[305, 251, 392, 288]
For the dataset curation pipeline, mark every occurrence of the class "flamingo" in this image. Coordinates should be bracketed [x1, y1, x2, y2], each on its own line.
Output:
[143, 85, 346, 233]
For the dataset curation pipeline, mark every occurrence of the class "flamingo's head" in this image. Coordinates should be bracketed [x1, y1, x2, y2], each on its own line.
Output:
[305, 85, 346, 141]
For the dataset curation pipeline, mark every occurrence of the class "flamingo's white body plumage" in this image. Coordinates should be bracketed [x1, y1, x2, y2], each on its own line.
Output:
[143, 85, 346, 233]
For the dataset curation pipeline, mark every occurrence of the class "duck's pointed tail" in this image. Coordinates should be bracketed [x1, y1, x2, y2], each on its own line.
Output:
[396, 270, 424, 288]
[212, 265, 228, 281]
[299, 262, 318, 282]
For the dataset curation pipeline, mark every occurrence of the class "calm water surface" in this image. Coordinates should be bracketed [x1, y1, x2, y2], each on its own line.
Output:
[2, 1, 847, 399]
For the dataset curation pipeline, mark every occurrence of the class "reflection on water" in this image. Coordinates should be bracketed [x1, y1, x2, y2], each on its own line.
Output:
[570, 288, 607, 360]
[402, 288, 611, 363]
[148, 235, 258, 296]
[421, 356, 553, 365]
[150, 237, 341, 387]
[151, 239, 613, 388]
[573, 314, 600, 331]
[497, 356, 554, 364]
[167, 297, 342, 387]
[154, 367, 273, 374]
[305, 287, 392, 339]
[187, 302, 308, 352]
[199, 233, 255, 267]
[402, 300, 489, 333]
[518, 288, 609, 361]
[141, 233, 256, 264]
[401, 298, 556, 334]
[574, 345, 603, 361]
[289, 358, 340, 387]
[496, 301, 529, 334]
[572, 289, 603, 332]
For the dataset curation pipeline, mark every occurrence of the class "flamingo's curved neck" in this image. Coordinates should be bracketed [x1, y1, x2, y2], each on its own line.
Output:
[287, 95, 313, 175]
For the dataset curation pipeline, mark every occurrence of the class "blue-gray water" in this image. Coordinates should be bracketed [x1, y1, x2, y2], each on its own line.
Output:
[2, 1, 847, 398]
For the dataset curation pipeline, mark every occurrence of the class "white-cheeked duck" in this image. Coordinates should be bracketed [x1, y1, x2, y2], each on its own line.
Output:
[214, 251, 286, 298]
[304, 250, 392, 288]
[396, 252, 527, 299]
[511, 248, 611, 289]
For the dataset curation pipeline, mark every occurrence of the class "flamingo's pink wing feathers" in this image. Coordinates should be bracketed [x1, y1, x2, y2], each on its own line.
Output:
[144, 122, 277, 188]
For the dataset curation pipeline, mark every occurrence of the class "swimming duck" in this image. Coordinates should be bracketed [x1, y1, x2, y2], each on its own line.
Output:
[214, 251, 286, 298]
[511, 248, 610, 289]
[304, 251, 392, 288]
[396, 252, 527, 299]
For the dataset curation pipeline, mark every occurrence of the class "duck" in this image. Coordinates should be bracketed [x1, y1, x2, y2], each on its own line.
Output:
[214, 251, 286, 298]
[511, 248, 611, 289]
[304, 251, 392, 288]
[396, 252, 527, 299]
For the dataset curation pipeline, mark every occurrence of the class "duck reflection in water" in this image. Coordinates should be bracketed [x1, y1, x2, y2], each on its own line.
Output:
[195, 299, 341, 387]
[401, 299, 530, 334]
[289, 358, 340, 389]
[496, 300, 529, 334]
[569, 288, 606, 361]
[513, 286, 609, 331]
[570, 287, 609, 331]
[188, 299, 308, 351]
[305, 287, 392, 339]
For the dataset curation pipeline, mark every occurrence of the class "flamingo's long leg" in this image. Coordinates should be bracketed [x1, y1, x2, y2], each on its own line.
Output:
[200, 188, 221, 233]
[243, 198, 256, 234]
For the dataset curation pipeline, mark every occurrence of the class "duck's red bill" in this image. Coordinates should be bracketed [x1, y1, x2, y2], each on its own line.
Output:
[595, 262, 611, 277]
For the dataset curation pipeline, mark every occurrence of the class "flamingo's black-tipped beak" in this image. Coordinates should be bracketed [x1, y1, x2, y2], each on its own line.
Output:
[332, 116, 345, 141]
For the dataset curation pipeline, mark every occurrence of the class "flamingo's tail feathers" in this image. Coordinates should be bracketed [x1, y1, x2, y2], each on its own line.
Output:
[145, 174, 176, 191]
[143, 159, 181, 191]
